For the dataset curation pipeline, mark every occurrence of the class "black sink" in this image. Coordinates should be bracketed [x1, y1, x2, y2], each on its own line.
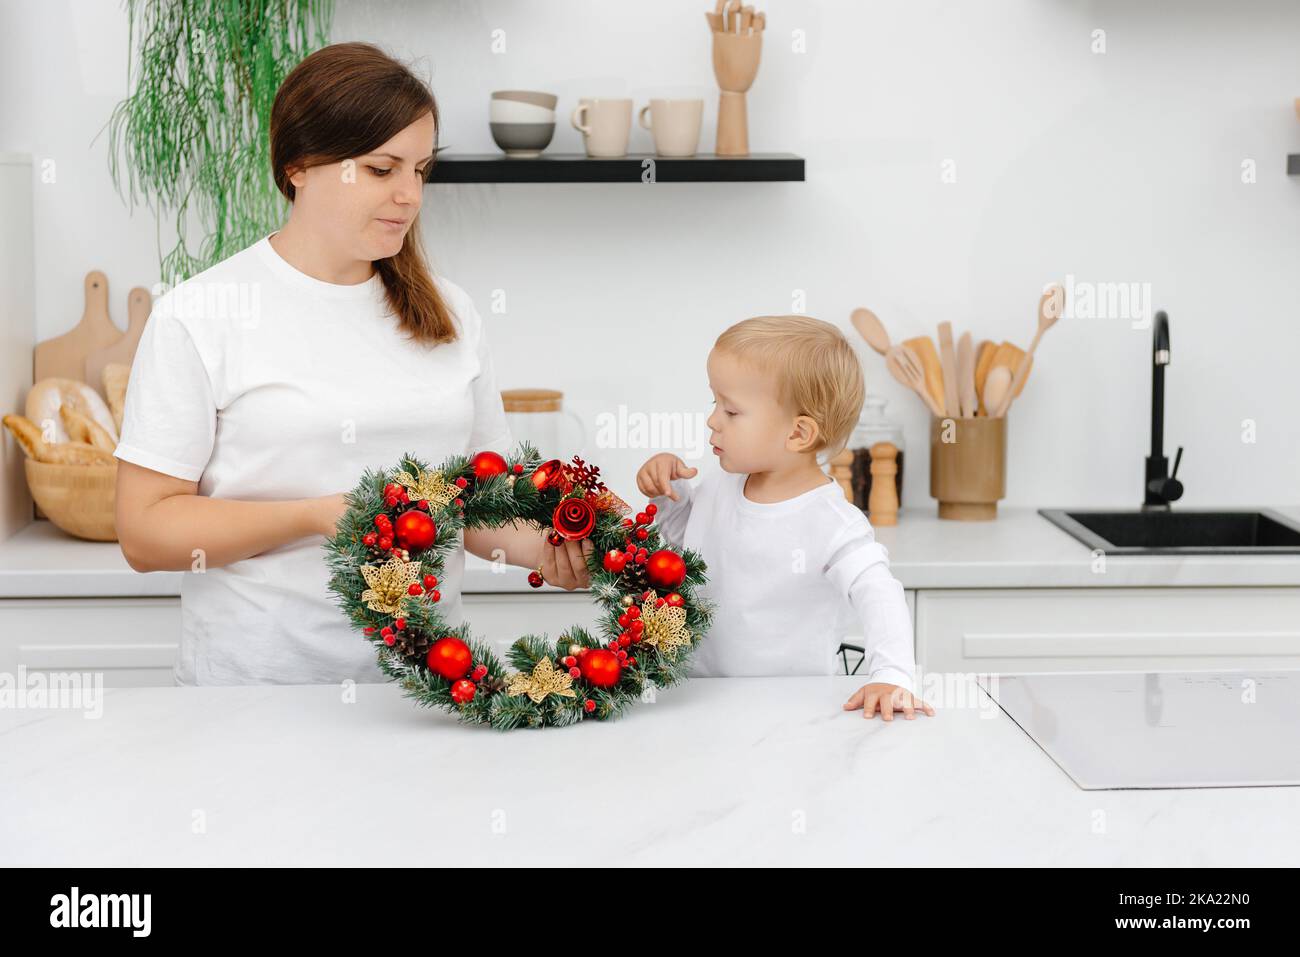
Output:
[1038, 508, 1300, 555]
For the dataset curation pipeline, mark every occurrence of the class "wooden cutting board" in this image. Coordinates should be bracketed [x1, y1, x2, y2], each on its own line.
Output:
[34, 271, 123, 398]
[85, 286, 150, 398]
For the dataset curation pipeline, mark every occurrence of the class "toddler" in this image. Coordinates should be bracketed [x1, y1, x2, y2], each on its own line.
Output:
[636, 315, 934, 721]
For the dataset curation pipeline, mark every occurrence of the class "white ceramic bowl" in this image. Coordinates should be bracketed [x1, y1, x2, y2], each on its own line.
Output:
[489, 99, 556, 124]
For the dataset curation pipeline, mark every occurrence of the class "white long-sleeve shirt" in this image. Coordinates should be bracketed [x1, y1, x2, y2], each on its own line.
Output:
[651, 470, 916, 693]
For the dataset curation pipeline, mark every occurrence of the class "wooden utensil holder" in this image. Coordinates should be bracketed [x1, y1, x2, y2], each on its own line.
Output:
[929, 415, 1006, 521]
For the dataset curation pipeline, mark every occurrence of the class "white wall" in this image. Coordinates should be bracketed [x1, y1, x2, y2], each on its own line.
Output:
[4, 0, 1299, 512]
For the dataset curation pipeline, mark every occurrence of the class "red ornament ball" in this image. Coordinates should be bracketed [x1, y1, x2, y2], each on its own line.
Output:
[427, 636, 473, 680]
[665, 592, 684, 608]
[450, 679, 477, 704]
[578, 647, 622, 688]
[645, 550, 687, 589]
[527, 570, 544, 588]
[602, 549, 628, 574]
[470, 450, 508, 480]
[393, 509, 437, 551]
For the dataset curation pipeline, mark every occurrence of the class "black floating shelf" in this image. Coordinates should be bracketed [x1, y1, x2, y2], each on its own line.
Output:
[426, 152, 804, 184]
[1289, 154, 1300, 175]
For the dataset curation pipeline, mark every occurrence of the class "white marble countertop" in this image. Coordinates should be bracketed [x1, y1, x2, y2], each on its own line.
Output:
[4, 505, 1300, 600]
[2, 675, 1295, 866]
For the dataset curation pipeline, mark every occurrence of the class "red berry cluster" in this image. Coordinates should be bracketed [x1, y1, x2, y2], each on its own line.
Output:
[606, 604, 643, 668]
[602, 502, 659, 574]
[383, 482, 412, 509]
[404, 573, 441, 603]
[451, 662, 491, 704]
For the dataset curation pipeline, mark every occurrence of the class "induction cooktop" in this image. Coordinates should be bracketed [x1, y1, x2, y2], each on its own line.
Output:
[977, 671, 1300, 790]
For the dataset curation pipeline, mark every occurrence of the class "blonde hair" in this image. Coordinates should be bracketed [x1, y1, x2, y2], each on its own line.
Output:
[714, 315, 864, 457]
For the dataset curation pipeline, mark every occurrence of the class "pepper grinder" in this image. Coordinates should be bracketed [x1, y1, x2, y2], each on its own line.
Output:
[830, 448, 854, 501]
[868, 443, 900, 526]
[705, 2, 765, 156]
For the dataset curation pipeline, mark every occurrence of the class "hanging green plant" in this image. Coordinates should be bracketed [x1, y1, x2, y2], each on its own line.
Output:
[108, 0, 334, 283]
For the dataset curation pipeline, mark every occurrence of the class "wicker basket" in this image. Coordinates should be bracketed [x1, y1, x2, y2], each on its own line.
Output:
[25, 459, 117, 541]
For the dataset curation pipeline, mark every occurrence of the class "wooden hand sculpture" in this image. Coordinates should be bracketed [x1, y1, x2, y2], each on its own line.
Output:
[705, 1, 764, 156]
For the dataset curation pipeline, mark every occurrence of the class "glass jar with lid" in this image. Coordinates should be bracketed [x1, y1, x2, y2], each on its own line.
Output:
[847, 395, 905, 513]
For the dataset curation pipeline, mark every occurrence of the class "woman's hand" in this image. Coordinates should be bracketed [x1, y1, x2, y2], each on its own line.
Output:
[311, 492, 350, 539]
[540, 536, 594, 590]
[538, 538, 595, 590]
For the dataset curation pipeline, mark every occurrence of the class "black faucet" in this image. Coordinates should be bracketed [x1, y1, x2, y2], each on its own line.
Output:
[1143, 310, 1184, 510]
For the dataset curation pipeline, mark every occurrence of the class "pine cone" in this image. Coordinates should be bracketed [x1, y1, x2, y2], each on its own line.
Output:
[394, 628, 433, 661]
[478, 674, 507, 696]
[621, 561, 650, 592]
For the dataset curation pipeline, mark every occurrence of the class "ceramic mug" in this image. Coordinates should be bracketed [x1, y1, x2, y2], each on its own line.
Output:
[571, 98, 633, 157]
[637, 98, 704, 157]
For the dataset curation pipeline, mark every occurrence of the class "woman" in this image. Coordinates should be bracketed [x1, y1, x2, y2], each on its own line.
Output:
[114, 42, 592, 686]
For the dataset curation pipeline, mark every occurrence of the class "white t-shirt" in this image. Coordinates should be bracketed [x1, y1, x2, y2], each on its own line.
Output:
[113, 235, 513, 686]
[652, 470, 916, 692]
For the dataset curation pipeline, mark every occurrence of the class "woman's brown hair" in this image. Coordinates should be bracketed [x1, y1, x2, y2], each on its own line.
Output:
[270, 42, 455, 344]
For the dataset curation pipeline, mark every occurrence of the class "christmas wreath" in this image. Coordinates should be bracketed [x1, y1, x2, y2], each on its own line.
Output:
[324, 443, 713, 730]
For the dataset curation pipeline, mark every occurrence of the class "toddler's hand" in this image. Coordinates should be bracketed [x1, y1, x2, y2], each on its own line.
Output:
[636, 453, 698, 501]
[843, 683, 936, 721]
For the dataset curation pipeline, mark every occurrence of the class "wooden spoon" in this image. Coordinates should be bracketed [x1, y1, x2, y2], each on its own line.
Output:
[983, 366, 1012, 419]
[850, 307, 890, 356]
[992, 284, 1062, 417]
[849, 307, 944, 415]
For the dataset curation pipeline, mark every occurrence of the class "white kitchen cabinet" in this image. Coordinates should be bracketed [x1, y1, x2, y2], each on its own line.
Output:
[0, 596, 182, 687]
[916, 587, 1300, 675]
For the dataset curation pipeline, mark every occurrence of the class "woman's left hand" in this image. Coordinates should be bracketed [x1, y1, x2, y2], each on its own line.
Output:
[540, 536, 594, 590]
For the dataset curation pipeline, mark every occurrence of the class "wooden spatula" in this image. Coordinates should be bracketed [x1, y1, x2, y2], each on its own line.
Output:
[956, 331, 977, 417]
[902, 335, 945, 416]
[937, 321, 961, 418]
[34, 271, 123, 389]
[887, 345, 944, 417]
[989, 341, 1031, 399]
[973, 340, 996, 414]
[85, 286, 151, 400]
[992, 284, 1062, 417]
